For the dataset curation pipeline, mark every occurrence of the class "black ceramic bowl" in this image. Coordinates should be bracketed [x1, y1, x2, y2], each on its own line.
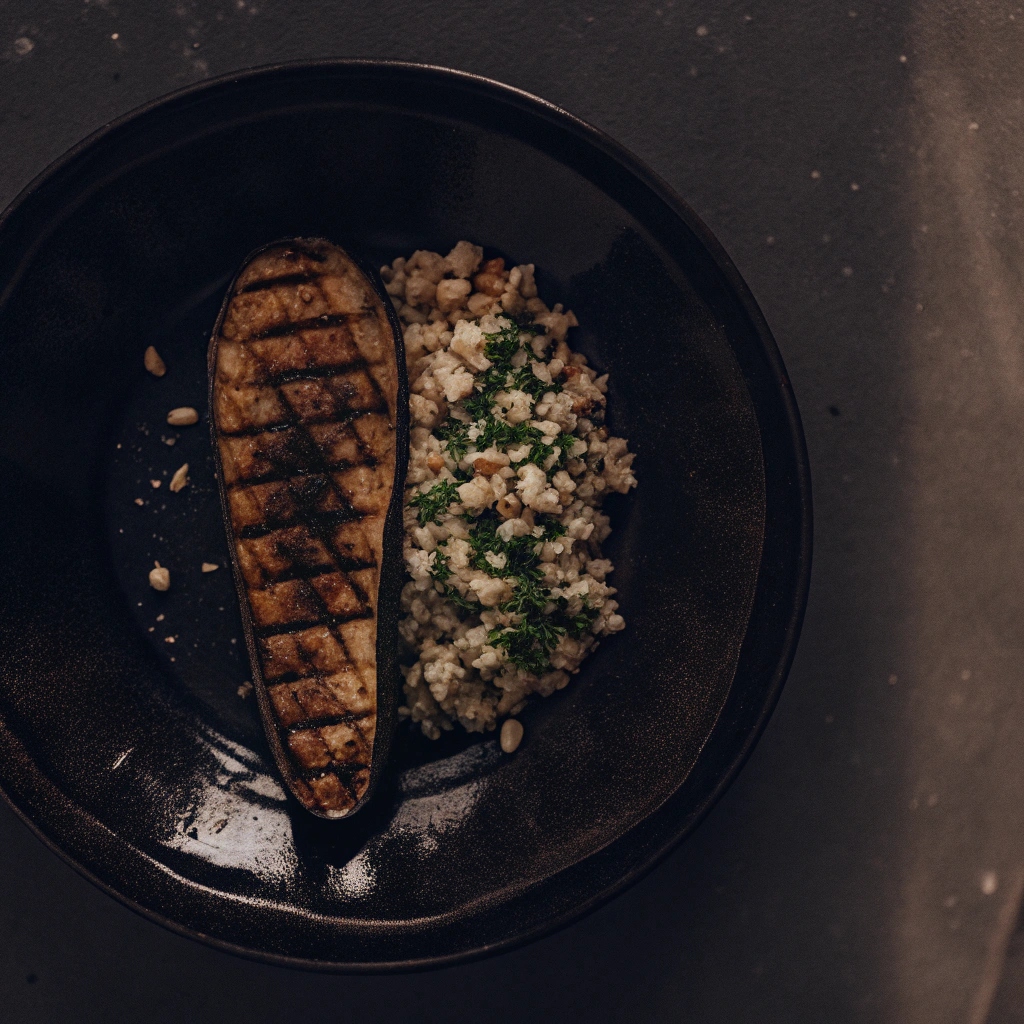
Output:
[0, 61, 810, 969]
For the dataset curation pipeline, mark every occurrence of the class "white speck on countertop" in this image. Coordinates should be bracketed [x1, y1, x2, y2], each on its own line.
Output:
[696, 24, 708, 36]
[899, 54, 908, 63]
[969, 122, 979, 131]
[111, 32, 119, 40]
[842, 266, 854, 277]
[111, 748, 133, 770]
[981, 871, 999, 896]
[811, 169, 821, 180]
[850, 182, 860, 191]
[13, 36, 34, 56]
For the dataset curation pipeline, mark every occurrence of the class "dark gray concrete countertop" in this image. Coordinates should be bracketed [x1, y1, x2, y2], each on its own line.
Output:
[2, 2, 1024, 1021]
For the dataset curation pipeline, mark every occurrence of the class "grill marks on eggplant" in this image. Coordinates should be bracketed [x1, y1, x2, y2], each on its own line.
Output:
[211, 239, 402, 817]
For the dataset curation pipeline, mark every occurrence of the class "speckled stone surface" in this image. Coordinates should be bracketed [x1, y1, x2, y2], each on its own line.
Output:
[0, 0, 1022, 1021]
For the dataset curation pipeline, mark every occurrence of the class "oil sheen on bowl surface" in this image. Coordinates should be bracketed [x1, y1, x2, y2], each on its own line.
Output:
[0, 60, 811, 969]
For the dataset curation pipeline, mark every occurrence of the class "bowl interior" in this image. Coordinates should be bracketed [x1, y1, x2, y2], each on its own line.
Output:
[0, 64, 802, 967]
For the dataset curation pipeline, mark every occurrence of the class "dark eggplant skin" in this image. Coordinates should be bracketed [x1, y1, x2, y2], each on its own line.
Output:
[207, 237, 408, 819]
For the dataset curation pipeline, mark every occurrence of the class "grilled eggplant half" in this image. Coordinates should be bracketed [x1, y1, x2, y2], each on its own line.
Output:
[208, 238, 408, 818]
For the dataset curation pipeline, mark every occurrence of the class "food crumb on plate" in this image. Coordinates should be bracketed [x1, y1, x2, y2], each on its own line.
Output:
[144, 345, 166, 377]
[201, 562, 219, 573]
[148, 563, 170, 591]
[500, 718, 524, 753]
[169, 463, 189, 492]
[167, 407, 199, 427]
[237, 680, 253, 699]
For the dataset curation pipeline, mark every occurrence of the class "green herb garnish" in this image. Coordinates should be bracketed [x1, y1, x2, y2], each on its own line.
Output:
[436, 419, 471, 463]
[409, 479, 460, 526]
[428, 544, 476, 611]
[482, 321, 523, 364]
[416, 316, 587, 675]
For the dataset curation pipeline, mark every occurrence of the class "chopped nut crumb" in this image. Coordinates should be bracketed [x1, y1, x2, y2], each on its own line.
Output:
[164, 636, 176, 643]
[134, 498, 144, 506]
[148, 564, 170, 591]
[167, 407, 199, 427]
[150, 479, 161, 488]
[169, 463, 189, 492]
[201, 562, 219, 573]
[163, 436, 176, 446]
[500, 718, 524, 753]
[144, 346, 167, 377]
[237, 680, 253, 698]
[156, 613, 165, 622]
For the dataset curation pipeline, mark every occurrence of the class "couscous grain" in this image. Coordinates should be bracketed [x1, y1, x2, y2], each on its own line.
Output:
[384, 242, 637, 741]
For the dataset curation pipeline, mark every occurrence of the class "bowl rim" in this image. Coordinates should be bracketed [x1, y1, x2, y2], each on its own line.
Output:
[0, 57, 813, 972]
